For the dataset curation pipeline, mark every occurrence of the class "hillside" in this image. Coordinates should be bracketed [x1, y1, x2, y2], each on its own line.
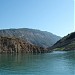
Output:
[49, 32, 75, 51]
[0, 36, 48, 53]
[0, 28, 61, 48]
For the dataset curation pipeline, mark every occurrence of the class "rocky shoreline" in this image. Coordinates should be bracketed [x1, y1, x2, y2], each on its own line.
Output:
[0, 36, 48, 54]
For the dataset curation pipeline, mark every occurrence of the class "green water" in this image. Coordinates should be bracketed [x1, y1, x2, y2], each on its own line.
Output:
[0, 51, 75, 75]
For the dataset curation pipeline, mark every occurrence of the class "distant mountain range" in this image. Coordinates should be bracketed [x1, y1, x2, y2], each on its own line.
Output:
[0, 28, 61, 48]
[0, 28, 74, 53]
[49, 32, 75, 51]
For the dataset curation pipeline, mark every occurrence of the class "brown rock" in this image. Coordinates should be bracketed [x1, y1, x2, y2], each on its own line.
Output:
[0, 36, 48, 53]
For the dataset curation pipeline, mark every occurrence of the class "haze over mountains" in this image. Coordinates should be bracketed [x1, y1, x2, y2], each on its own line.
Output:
[0, 28, 61, 48]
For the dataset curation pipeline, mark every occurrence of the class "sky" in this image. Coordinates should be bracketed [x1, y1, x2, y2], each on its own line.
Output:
[0, 0, 74, 37]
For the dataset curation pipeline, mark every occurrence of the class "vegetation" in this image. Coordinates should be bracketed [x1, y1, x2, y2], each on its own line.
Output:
[49, 32, 75, 51]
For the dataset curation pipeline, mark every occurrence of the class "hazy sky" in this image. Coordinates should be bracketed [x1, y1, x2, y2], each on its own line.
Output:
[0, 0, 74, 37]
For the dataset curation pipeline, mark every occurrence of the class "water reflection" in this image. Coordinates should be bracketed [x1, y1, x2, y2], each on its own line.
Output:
[0, 51, 75, 75]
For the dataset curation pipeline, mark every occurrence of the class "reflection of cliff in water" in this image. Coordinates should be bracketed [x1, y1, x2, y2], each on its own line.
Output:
[0, 51, 75, 73]
[0, 53, 34, 70]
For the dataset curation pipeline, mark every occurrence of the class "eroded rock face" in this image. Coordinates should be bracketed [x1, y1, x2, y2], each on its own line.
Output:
[0, 36, 48, 53]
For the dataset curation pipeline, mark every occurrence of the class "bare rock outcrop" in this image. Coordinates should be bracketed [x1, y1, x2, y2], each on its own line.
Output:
[0, 36, 48, 53]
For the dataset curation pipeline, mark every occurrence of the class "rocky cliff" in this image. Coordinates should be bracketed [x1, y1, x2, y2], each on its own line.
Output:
[0, 36, 48, 53]
[0, 28, 61, 48]
[48, 32, 75, 51]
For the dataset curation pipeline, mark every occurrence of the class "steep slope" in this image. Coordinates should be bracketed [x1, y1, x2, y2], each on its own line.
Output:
[0, 28, 61, 48]
[0, 36, 48, 53]
[49, 32, 75, 51]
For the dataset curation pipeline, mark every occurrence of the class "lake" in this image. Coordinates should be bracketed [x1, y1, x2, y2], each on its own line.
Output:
[0, 51, 75, 75]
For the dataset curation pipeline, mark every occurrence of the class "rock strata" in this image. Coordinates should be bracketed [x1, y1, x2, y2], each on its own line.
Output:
[0, 36, 47, 53]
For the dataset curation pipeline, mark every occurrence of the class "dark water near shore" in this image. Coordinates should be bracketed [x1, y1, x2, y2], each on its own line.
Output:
[0, 51, 75, 75]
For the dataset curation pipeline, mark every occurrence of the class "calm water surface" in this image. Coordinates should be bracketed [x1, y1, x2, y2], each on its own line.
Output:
[0, 51, 75, 75]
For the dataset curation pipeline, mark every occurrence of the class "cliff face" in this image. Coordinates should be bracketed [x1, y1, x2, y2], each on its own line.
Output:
[0, 28, 61, 48]
[48, 32, 75, 51]
[0, 36, 47, 53]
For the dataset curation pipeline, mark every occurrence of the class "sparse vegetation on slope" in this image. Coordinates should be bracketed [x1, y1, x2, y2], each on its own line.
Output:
[48, 32, 75, 51]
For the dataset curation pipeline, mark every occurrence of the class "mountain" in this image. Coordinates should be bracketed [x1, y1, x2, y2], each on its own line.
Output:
[0, 36, 48, 53]
[0, 28, 61, 48]
[49, 32, 75, 51]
